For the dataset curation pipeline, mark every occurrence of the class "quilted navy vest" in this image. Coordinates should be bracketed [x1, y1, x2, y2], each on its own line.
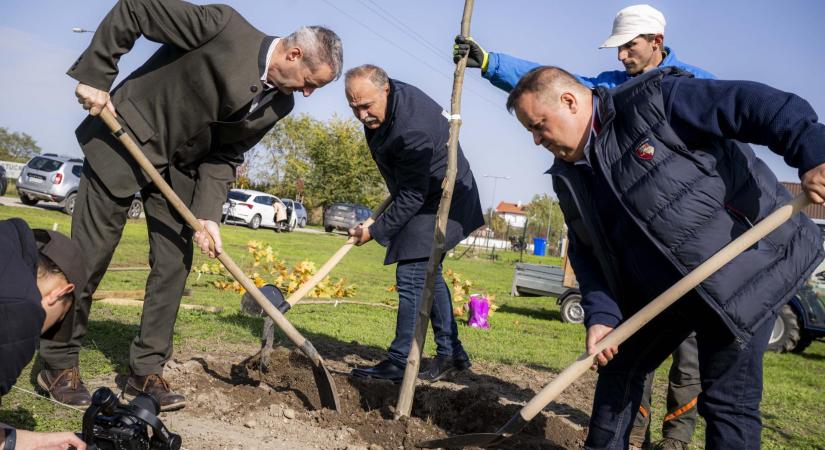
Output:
[554, 68, 823, 343]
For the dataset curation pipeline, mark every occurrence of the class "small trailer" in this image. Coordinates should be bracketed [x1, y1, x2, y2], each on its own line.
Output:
[511, 258, 583, 323]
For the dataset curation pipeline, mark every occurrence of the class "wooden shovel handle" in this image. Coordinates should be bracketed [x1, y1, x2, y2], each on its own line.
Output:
[519, 193, 810, 421]
[285, 195, 393, 306]
[97, 109, 325, 364]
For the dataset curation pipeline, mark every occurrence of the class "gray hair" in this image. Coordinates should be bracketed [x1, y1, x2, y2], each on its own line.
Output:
[506, 66, 586, 113]
[344, 64, 389, 88]
[283, 26, 344, 80]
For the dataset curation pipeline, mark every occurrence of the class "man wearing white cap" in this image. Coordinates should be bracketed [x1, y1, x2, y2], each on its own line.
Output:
[455, 4, 714, 90]
[454, 5, 713, 450]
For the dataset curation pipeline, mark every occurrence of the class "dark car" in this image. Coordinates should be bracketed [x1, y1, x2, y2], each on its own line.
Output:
[323, 202, 372, 233]
[0, 166, 7, 197]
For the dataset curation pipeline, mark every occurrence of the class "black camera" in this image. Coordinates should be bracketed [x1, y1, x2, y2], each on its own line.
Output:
[77, 387, 181, 450]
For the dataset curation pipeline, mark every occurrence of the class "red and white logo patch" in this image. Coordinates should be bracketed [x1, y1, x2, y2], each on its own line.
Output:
[635, 140, 655, 161]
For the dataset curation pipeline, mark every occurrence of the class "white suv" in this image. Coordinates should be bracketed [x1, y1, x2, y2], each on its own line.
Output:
[221, 189, 289, 230]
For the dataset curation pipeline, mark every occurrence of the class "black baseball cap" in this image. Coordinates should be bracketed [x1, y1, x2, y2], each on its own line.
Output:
[33, 229, 87, 342]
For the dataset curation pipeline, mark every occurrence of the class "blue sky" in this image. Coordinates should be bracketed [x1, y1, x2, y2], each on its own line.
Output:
[2, 1, 824, 210]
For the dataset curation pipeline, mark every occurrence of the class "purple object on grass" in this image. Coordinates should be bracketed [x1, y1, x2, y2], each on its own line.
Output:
[468, 294, 490, 329]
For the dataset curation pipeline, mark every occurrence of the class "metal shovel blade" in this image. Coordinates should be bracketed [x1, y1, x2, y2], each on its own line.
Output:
[311, 359, 342, 411]
[241, 284, 292, 316]
[416, 414, 527, 448]
[417, 433, 504, 449]
[242, 285, 338, 409]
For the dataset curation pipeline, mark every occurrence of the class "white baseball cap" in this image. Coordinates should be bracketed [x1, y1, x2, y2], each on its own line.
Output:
[599, 4, 666, 48]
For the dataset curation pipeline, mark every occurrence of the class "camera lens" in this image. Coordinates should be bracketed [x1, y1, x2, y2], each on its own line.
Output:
[91, 387, 119, 414]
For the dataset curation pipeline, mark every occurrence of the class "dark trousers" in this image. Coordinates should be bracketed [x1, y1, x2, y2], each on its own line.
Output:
[585, 298, 774, 450]
[39, 165, 193, 375]
[630, 333, 701, 445]
[387, 258, 466, 368]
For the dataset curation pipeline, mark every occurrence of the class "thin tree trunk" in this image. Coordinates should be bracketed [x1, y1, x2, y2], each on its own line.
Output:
[394, 0, 475, 419]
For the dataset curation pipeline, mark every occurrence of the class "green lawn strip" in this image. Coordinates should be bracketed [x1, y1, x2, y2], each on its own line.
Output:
[1, 206, 824, 447]
[4, 181, 18, 198]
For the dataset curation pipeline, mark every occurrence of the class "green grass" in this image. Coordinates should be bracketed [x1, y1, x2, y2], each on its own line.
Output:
[4, 180, 18, 198]
[1, 205, 824, 448]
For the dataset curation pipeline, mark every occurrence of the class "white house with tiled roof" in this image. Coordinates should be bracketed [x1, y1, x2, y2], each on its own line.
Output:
[496, 201, 527, 228]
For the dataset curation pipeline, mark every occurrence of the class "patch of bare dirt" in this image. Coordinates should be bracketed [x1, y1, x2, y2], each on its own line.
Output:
[92, 341, 594, 449]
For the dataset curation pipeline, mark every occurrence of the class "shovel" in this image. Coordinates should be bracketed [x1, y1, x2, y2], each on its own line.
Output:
[240, 196, 393, 315]
[98, 109, 341, 411]
[418, 193, 810, 448]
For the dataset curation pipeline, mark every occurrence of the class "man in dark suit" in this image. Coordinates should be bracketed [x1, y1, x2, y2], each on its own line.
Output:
[37, 0, 343, 410]
[344, 64, 484, 382]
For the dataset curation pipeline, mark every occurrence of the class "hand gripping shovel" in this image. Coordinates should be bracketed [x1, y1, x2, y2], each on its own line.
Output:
[239, 196, 392, 316]
[98, 109, 341, 411]
[418, 193, 810, 448]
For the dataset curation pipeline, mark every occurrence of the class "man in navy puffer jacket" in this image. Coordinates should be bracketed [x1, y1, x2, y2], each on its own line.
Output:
[457, 6, 713, 447]
[506, 66, 825, 449]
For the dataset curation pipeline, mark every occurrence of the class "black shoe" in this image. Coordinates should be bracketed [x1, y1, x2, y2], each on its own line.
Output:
[419, 352, 472, 382]
[350, 359, 404, 382]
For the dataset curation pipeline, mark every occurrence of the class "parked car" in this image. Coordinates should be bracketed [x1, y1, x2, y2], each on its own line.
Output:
[323, 202, 372, 233]
[17, 154, 84, 214]
[281, 198, 308, 228]
[16, 154, 143, 217]
[222, 188, 289, 231]
[0, 166, 7, 197]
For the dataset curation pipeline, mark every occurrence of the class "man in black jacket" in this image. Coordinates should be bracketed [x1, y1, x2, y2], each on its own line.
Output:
[39, 0, 343, 410]
[0, 218, 87, 450]
[506, 66, 825, 449]
[344, 64, 484, 381]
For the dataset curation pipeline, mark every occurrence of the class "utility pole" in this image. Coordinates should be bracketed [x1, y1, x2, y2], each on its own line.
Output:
[483, 174, 509, 258]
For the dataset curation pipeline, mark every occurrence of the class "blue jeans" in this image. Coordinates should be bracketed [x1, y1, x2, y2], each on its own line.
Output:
[387, 258, 465, 368]
[585, 297, 774, 450]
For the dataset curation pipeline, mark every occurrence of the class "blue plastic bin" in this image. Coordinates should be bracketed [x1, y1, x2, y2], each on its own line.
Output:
[533, 237, 547, 256]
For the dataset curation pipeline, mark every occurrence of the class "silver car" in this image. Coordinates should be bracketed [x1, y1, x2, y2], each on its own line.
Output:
[17, 154, 84, 214]
[17, 154, 143, 217]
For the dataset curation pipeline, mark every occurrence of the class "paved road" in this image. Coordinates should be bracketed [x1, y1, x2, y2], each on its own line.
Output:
[0, 195, 62, 212]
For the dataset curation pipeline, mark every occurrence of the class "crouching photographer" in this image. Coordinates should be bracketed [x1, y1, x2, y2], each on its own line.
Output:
[1, 218, 87, 450]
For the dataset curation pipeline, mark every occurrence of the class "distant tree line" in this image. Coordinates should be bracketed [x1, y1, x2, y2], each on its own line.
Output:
[240, 114, 387, 216]
[0, 126, 41, 162]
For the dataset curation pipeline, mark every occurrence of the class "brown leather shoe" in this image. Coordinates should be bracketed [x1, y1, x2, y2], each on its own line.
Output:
[122, 374, 186, 411]
[36, 367, 91, 407]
